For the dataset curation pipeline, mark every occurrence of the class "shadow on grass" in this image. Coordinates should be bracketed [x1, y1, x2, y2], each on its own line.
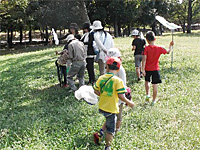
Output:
[0, 49, 100, 149]
[0, 44, 64, 56]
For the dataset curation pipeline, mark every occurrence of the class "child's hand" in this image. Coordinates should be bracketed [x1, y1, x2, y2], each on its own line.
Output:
[127, 101, 134, 108]
[170, 41, 174, 47]
[142, 71, 146, 77]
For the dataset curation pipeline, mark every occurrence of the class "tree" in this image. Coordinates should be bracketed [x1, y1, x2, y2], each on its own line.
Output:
[187, 0, 200, 33]
[169, 0, 187, 33]
[0, 0, 29, 47]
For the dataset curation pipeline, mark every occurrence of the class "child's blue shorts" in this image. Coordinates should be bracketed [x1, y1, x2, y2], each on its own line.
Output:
[99, 109, 117, 135]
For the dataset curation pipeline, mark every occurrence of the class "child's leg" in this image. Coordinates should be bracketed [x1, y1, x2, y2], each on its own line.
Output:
[116, 104, 123, 132]
[152, 84, 158, 101]
[145, 81, 150, 96]
[105, 132, 113, 147]
[61, 66, 67, 85]
[136, 67, 140, 78]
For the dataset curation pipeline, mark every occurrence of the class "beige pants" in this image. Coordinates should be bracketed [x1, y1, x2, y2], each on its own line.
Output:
[98, 59, 106, 75]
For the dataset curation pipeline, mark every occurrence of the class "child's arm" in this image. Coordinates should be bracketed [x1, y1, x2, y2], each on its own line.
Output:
[166, 41, 174, 54]
[118, 94, 134, 108]
[56, 51, 63, 55]
[142, 55, 147, 76]
[132, 45, 136, 51]
[94, 89, 100, 96]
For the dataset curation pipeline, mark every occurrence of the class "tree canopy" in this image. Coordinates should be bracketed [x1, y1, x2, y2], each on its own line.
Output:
[0, 0, 200, 46]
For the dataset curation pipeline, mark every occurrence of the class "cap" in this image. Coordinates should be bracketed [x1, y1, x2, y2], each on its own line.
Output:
[106, 57, 121, 69]
[131, 29, 139, 36]
[90, 20, 103, 30]
[107, 48, 121, 58]
[66, 34, 75, 42]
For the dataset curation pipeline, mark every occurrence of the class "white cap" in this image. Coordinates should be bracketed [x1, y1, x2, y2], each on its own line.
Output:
[66, 34, 75, 42]
[106, 48, 121, 61]
[131, 29, 139, 36]
[90, 20, 103, 30]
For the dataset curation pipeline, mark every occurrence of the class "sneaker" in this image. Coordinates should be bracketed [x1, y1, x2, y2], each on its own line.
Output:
[151, 100, 156, 106]
[105, 146, 111, 150]
[93, 132, 101, 145]
[145, 95, 150, 102]
[137, 78, 141, 82]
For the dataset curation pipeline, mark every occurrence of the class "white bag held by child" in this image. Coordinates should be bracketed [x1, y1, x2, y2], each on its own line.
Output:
[75, 85, 98, 105]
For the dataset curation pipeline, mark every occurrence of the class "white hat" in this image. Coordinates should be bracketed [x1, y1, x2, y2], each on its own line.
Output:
[106, 48, 121, 61]
[90, 20, 103, 30]
[131, 29, 139, 36]
[66, 34, 75, 42]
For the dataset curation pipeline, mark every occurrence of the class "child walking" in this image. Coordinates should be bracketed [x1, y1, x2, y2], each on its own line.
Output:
[131, 29, 146, 82]
[93, 57, 134, 150]
[142, 31, 174, 105]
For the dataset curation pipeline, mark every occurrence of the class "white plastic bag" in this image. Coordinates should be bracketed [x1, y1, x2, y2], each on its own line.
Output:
[75, 85, 98, 105]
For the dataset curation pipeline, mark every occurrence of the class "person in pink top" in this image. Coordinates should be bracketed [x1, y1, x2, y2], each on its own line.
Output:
[142, 31, 174, 105]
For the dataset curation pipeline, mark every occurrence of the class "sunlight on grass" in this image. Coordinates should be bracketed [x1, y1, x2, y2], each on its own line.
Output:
[0, 32, 200, 149]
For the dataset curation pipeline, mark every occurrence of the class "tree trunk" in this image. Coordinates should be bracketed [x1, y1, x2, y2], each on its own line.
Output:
[183, 19, 186, 33]
[7, 27, 13, 48]
[128, 24, 131, 36]
[60, 29, 62, 37]
[45, 26, 49, 45]
[29, 27, 32, 43]
[114, 16, 119, 37]
[20, 26, 23, 44]
[118, 23, 122, 37]
[159, 23, 163, 35]
[7, 28, 10, 48]
[151, 22, 157, 35]
[10, 27, 13, 47]
[78, 1, 90, 23]
[187, 0, 192, 33]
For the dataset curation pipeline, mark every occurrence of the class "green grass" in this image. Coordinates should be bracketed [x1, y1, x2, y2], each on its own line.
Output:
[1, 31, 200, 149]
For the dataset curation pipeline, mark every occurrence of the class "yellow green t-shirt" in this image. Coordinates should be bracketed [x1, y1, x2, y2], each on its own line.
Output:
[93, 73, 127, 114]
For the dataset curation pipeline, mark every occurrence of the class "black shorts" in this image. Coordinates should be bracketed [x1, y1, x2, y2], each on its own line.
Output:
[145, 70, 162, 84]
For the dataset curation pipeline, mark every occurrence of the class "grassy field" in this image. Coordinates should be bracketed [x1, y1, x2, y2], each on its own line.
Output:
[0, 31, 200, 149]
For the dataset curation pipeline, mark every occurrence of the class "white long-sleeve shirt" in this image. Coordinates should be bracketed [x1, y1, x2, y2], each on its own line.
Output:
[93, 31, 114, 63]
[117, 65, 127, 105]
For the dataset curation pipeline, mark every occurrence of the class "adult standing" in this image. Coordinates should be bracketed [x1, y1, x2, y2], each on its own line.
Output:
[90, 20, 114, 75]
[80, 22, 96, 85]
[59, 23, 81, 41]
[66, 34, 87, 91]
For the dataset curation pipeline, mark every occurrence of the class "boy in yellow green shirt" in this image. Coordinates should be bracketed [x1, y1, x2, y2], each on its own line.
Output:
[93, 57, 134, 150]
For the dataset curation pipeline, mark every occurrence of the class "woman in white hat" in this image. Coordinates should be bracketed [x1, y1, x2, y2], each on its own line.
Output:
[90, 20, 114, 75]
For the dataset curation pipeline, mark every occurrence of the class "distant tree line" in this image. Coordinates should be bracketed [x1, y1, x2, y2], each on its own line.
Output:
[0, 0, 200, 48]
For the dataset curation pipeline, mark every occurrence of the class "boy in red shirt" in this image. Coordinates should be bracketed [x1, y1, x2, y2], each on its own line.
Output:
[142, 31, 174, 105]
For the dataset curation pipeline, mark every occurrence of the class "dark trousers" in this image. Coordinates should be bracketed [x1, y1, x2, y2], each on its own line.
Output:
[55, 60, 67, 85]
[86, 58, 95, 83]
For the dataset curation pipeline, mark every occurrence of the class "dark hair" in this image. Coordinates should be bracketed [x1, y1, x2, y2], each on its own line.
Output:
[95, 29, 104, 32]
[107, 62, 119, 70]
[146, 31, 155, 41]
[82, 22, 90, 29]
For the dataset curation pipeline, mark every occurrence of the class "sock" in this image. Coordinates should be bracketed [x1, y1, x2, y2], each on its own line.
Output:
[99, 128, 104, 137]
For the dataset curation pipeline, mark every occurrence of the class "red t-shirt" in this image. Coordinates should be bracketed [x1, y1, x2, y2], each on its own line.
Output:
[144, 45, 167, 71]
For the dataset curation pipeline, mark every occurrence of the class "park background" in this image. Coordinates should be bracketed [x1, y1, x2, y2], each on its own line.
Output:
[1, 0, 200, 149]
